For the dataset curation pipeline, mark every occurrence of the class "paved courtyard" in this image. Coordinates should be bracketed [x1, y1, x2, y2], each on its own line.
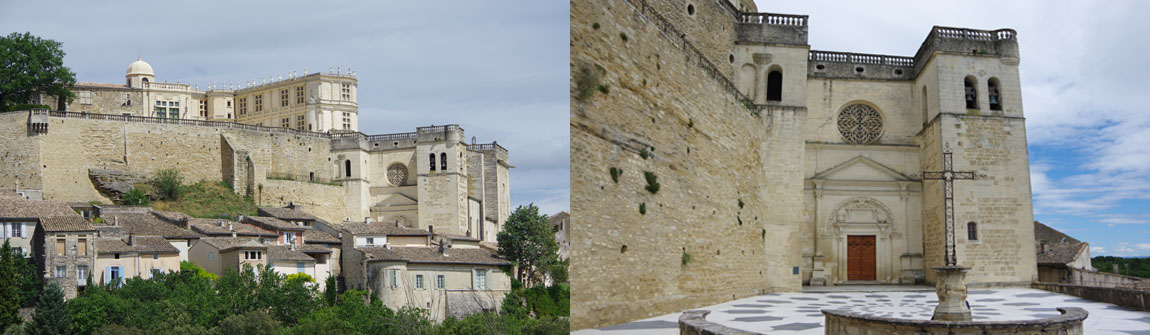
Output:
[575, 288, 1150, 335]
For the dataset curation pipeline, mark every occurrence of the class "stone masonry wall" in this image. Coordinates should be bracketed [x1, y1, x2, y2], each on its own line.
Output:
[0, 113, 44, 190]
[571, 0, 803, 329]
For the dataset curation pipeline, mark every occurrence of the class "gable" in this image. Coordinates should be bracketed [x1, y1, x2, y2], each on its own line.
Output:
[811, 156, 912, 182]
[373, 194, 418, 207]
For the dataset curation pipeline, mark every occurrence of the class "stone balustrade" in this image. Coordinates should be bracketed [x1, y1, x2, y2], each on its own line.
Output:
[809, 50, 915, 67]
[738, 12, 807, 27]
[142, 81, 192, 91]
[468, 142, 509, 155]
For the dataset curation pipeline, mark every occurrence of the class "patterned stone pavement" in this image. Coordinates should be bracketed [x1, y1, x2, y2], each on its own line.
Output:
[574, 288, 1150, 335]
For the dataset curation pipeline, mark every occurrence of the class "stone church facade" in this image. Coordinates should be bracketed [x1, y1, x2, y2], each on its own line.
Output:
[571, 0, 1036, 329]
[4, 59, 512, 243]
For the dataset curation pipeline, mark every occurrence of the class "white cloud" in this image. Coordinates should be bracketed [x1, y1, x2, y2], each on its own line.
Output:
[1090, 246, 1105, 254]
[1137, 243, 1150, 251]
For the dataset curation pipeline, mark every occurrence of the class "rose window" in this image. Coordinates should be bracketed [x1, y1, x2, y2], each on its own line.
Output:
[837, 104, 883, 144]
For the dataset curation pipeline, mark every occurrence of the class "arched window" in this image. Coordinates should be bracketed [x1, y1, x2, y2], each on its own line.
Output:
[429, 154, 436, 171]
[988, 78, 1002, 111]
[440, 153, 447, 171]
[142, 78, 149, 83]
[964, 76, 978, 109]
[766, 70, 782, 102]
[967, 222, 978, 241]
[344, 160, 352, 177]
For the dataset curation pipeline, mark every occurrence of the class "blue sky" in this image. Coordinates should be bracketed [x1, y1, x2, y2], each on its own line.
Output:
[0, 1, 570, 216]
[753, 0, 1150, 256]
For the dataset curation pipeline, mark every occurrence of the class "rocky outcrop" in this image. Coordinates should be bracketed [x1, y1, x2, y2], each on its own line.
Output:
[88, 169, 147, 199]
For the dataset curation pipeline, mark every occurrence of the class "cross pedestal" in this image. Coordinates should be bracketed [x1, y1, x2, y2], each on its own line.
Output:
[931, 266, 972, 321]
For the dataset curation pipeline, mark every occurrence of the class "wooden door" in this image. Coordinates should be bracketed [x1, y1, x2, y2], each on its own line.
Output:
[847, 235, 876, 281]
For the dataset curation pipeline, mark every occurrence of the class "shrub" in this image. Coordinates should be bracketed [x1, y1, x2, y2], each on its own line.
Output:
[152, 169, 183, 200]
[609, 167, 621, 183]
[573, 64, 604, 102]
[643, 171, 660, 194]
[639, 202, 646, 215]
[285, 273, 315, 283]
[122, 188, 148, 206]
[681, 251, 692, 267]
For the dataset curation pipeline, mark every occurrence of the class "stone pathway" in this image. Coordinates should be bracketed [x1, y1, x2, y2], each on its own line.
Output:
[574, 288, 1150, 335]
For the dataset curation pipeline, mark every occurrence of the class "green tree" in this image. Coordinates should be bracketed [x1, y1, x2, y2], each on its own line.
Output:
[496, 204, 560, 287]
[13, 253, 40, 308]
[323, 276, 338, 307]
[152, 169, 183, 201]
[214, 310, 281, 335]
[0, 32, 76, 112]
[122, 188, 149, 206]
[0, 241, 19, 331]
[24, 283, 70, 335]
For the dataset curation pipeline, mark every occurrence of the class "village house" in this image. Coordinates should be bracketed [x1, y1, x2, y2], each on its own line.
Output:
[94, 235, 180, 286]
[339, 220, 511, 321]
[187, 237, 268, 277]
[258, 206, 344, 277]
[0, 196, 78, 258]
[33, 216, 98, 299]
[93, 206, 202, 261]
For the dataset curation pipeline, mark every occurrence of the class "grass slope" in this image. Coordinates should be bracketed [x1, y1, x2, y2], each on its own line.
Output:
[151, 181, 258, 219]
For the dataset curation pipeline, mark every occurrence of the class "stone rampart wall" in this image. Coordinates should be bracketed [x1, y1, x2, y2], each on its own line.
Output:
[571, 0, 803, 329]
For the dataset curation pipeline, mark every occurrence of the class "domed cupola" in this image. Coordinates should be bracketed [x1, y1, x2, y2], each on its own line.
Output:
[125, 57, 155, 88]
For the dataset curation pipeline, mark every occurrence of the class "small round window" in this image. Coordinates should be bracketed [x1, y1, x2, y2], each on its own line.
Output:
[387, 163, 409, 186]
[837, 104, 883, 144]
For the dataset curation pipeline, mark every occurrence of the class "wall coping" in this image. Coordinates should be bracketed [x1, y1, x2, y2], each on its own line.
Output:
[822, 307, 1088, 329]
[678, 310, 760, 335]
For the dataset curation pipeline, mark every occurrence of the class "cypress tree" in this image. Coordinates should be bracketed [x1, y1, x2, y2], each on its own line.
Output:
[0, 240, 20, 330]
[24, 283, 70, 335]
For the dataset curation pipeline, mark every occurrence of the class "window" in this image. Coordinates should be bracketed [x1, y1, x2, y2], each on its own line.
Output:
[474, 269, 487, 290]
[114, 253, 120, 259]
[254, 94, 263, 112]
[56, 238, 65, 256]
[79, 91, 93, 105]
[209, 252, 213, 261]
[429, 154, 436, 171]
[153, 253, 158, 260]
[436, 275, 445, 289]
[227, 100, 232, 108]
[78, 238, 87, 256]
[11, 223, 21, 238]
[155, 100, 179, 119]
[766, 70, 782, 102]
[56, 266, 66, 278]
[921, 86, 929, 124]
[281, 117, 290, 128]
[245, 251, 263, 260]
[296, 115, 305, 130]
[77, 266, 88, 284]
[120, 93, 132, 107]
[968, 222, 979, 241]
[988, 78, 1002, 111]
[296, 86, 305, 104]
[341, 83, 351, 101]
[297, 262, 306, 273]
[440, 153, 447, 171]
[964, 76, 978, 109]
[284, 232, 296, 245]
[110, 266, 121, 286]
[13, 247, 22, 257]
[389, 269, 399, 288]
[280, 89, 289, 107]
[365, 237, 374, 246]
[199, 100, 208, 118]
[415, 274, 424, 289]
[344, 160, 352, 177]
[238, 98, 247, 116]
[341, 112, 351, 130]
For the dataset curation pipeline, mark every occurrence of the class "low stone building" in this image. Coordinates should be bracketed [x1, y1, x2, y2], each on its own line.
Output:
[94, 235, 181, 286]
[1034, 221, 1094, 284]
[187, 237, 268, 277]
[551, 211, 570, 261]
[33, 216, 98, 299]
[0, 197, 79, 258]
[267, 244, 332, 289]
[94, 206, 202, 261]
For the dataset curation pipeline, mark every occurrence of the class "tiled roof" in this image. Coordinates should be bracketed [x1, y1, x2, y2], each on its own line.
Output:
[188, 218, 275, 237]
[1034, 221, 1082, 244]
[267, 245, 315, 262]
[152, 211, 190, 223]
[1036, 242, 1086, 266]
[340, 222, 431, 236]
[258, 207, 318, 221]
[97, 239, 136, 254]
[196, 237, 266, 252]
[0, 198, 81, 218]
[549, 211, 570, 226]
[244, 216, 305, 231]
[101, 213, 201, 239]
[41, 216, 96, 232]
[359, 246, 510, 266]
[303, 230, 340, 244]
[132, 236, 180, 253]
[96, 205, 151, 215]
[441, 233, 480, 242]
[295, 244, 332, 254]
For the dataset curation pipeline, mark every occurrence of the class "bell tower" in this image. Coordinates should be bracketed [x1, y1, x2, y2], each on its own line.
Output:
[125, 57, 155, 88]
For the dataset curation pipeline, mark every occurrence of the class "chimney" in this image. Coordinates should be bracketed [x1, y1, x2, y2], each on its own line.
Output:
[365, 217, 371, 223]
[129, 233, 135, 246]
[1040, 242, 1048, 254]
[440, 242, 450, 257]
[290, 243, 297, 251]
[114, 216, 119, 226]
[228, 223, 234, 231]
[217, 219, 224, 227]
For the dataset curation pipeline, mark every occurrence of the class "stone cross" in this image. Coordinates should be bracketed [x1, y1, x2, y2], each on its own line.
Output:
[921, 143, 976, 266]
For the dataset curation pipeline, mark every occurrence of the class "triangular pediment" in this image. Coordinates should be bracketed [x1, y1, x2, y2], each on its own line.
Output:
[811, 156, 913, 182]
[373, 193, 418, 207]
